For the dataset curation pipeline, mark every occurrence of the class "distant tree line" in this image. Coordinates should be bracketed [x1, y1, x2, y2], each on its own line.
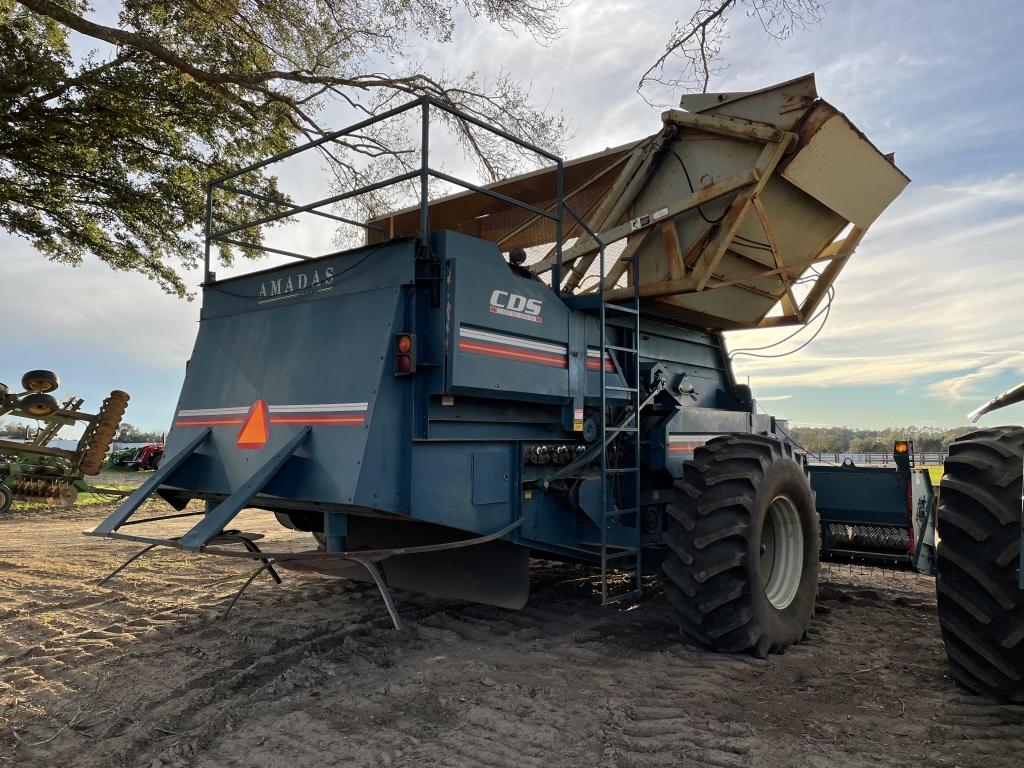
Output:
[785, 426, 975, 454]
[0, 420, 31, 439]
[114, 423, 165, 444]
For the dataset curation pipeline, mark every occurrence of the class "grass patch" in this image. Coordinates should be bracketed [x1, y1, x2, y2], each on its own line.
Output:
[926, 466, 944, 486]
[75, 484, 138, 506]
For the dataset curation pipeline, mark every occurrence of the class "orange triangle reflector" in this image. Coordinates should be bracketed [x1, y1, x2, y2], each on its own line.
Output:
[237, 399, 269, 449]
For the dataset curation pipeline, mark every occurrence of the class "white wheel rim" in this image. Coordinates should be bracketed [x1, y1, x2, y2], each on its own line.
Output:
[762, 495, 804, 609]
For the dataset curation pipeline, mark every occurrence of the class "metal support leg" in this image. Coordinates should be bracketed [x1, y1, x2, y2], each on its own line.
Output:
[97, 543, 158, 586]
[222, 561, 277, 618]
[324, 511, 348, 553]
[240, 537, 282, 584]
[351, 556, 403, 631]
[179, 426, 311, 550]
[213, 530, 282, 583]
[222, 555, 402, 630]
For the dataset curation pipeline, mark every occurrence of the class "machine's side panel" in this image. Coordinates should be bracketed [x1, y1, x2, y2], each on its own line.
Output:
[445, 235, 572, 403]
[410, 442, 516, 535]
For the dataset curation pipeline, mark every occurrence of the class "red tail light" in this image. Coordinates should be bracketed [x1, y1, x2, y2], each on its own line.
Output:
[394, 334, 417, 376]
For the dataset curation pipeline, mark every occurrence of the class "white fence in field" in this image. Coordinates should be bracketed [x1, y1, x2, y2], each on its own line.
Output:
[802, 451, 946, 467]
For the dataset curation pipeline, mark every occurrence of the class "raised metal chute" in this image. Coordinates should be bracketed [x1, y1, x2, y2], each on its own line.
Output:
[369, 74, 909, 331]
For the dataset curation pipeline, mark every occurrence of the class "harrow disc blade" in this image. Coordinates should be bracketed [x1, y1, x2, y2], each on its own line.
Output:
[10, 479, 77, 507]
[78, 389, 131, 476]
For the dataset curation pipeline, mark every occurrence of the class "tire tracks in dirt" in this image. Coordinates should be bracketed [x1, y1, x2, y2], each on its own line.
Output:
[3, 510, 1023, 767]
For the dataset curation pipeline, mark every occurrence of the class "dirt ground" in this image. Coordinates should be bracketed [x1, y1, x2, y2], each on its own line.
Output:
[2, 486, 1023, 767]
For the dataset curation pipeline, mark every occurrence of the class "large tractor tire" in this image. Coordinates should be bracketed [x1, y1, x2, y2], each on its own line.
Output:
[274, 510, 323, 532]
[936, 426, 1024, 702]
[662, 434, 819, 656]
[0, 483, 12, 515]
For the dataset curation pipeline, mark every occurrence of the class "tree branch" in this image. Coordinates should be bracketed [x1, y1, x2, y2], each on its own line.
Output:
[640, 0, 826, 98]
[3, 51, 136, 121]
[5, 0, 568, 295]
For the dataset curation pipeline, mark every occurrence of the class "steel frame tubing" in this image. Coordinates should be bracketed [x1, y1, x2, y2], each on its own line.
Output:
[203, 96, 565, 285]
[90, 520, 524, 627]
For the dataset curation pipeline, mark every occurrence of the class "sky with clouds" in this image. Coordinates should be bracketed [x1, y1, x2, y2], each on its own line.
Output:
[4, 0, 1024, 433]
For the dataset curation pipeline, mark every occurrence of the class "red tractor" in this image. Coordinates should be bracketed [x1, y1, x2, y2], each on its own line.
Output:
[120, 444, 164, 471]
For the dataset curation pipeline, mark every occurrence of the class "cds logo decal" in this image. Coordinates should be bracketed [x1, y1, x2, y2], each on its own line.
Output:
[489, 290, 542, 323]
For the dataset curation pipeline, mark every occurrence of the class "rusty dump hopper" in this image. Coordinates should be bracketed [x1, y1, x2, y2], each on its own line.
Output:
[369, 74, 909, 330]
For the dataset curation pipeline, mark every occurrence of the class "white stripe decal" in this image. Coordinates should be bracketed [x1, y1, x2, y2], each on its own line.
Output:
[179, 403, 367, 417]
[459, 326, 618, 365]
[459, 326, 567, 355]
[669, 434, 709, 443]
[177, 407, 251, 417]
[268, 403, 368, 413]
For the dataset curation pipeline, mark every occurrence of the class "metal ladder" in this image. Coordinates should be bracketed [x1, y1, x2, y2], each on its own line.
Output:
[597, 241, 643, 604]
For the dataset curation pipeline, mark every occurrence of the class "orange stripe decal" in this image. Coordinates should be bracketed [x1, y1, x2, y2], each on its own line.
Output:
[175, 411, 366, 429]
[175, 418, 245, 427]
[669, 443, 703, 454]
[459, 340, 568, 368]
[269, 415, 365, 425]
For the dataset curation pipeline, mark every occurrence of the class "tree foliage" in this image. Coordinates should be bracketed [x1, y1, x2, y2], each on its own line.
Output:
[114, 422, 164, 443]
[2, 0, 831, 295]
[1, 0, 568, 295]
[0, 419, 32, 439]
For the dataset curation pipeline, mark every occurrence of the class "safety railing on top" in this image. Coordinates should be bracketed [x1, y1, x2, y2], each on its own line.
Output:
[202, 96, 566, 289]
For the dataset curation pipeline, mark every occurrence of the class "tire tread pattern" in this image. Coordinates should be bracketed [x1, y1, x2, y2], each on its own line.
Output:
[662, 434, 817, 656]
[936, 425, 1024, 702]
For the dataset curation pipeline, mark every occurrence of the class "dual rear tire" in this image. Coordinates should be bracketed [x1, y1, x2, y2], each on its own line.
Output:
[662, 434, 819, 656]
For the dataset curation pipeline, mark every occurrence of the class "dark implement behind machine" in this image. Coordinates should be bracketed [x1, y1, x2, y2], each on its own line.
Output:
[89, 75, 910, 658]
[808, 441, 936, 571]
